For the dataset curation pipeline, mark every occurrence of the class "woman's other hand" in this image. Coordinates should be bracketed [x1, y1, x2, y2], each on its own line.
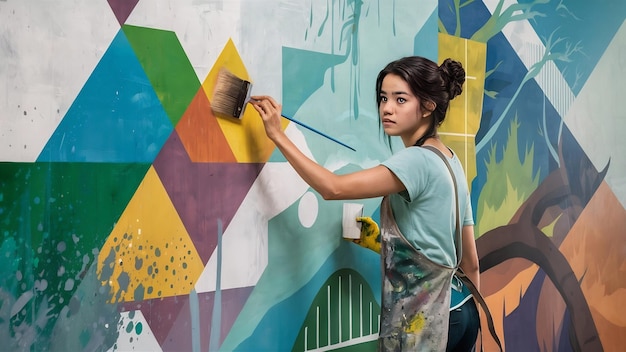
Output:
[346, 216, 381, 254]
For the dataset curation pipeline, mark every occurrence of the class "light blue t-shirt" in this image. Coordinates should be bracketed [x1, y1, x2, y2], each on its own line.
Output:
[381, 146, 473, 267]
[381, 146, 474, 308]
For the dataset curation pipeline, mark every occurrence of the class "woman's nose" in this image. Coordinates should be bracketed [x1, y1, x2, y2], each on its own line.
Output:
[381, 101, 393, 114]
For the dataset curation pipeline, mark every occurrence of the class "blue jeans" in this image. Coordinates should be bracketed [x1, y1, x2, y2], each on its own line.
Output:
[446, 298, 479, 352]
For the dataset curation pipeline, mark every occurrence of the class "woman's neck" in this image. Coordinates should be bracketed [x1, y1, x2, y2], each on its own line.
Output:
[422, 136, 453, 157]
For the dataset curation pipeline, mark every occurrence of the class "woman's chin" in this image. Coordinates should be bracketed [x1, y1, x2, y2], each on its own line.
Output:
[383, 128, 399, 136]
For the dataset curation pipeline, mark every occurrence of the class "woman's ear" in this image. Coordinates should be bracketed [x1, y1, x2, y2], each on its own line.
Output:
[423, 100, 436, 117]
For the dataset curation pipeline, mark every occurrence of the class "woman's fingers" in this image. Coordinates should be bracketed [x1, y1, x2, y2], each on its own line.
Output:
[249, 101, 264, 116]
[250, 96, 281, 117]
[251, 95, 271, 103]
[265, 96, 279, 109]
[250, 99, 270, 116]
[251, 96, 279, 107]
[249, 96, 283, 141]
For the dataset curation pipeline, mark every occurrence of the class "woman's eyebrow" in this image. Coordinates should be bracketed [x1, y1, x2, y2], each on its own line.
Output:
[380, 89, 409, 95]
[380, 90, 410, 96]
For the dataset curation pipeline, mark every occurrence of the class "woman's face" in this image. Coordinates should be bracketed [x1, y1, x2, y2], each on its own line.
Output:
[378, 73, 428, 147]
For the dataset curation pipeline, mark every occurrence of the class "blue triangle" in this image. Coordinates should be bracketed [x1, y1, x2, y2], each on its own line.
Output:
[37, 29, 173, 162]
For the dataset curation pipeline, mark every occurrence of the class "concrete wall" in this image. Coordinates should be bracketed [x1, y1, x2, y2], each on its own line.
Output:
[1, 0, 624, 351]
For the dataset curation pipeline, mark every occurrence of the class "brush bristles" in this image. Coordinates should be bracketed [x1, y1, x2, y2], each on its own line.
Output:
[211, 69, 252, 119]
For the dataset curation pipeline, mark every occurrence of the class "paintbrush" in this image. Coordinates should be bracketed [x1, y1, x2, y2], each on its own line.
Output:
[211, 68, 356, 152]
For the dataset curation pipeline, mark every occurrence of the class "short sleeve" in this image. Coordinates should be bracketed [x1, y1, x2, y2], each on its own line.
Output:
[463, 195, 474, 226]
[380, 147, 430, 202]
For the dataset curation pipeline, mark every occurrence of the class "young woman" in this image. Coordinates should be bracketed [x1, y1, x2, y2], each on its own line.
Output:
[250, 56, 480, 351]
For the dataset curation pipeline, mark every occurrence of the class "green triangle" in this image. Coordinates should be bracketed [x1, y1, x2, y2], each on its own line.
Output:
[123, 24, 201, 126]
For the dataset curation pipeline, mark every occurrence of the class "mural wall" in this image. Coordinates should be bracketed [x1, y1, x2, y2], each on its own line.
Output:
[0, 0, 624, 351]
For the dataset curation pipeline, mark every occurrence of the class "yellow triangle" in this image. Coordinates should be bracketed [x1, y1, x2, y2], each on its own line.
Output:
[202, 38, 289, 163]
[97, 166, 205, 303]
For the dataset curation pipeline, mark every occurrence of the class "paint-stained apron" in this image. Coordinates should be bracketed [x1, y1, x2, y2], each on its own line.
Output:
[378, 196, 457, 352]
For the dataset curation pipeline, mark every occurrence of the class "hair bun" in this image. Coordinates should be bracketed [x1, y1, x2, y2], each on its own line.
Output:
[439, 58, 465, 99]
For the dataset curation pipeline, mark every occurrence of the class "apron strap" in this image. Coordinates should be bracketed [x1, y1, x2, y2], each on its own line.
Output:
[422, 145, 462, 264]
[456, 268, 504, 351]
[422, 145, 503, 352]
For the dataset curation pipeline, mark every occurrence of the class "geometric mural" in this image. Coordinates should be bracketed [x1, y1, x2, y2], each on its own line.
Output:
[1, 0, 625, 351]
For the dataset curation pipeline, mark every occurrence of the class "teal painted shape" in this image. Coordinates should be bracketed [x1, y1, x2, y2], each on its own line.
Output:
[268, 47, 347, 162]
[223, 166, 382, 351]
[282, 47, 347, 118]
[37, 29, 173, 162]
[413, 8, 438, 61]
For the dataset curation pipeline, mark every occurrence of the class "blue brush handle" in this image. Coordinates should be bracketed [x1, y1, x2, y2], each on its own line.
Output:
[281, 115, 356, 151]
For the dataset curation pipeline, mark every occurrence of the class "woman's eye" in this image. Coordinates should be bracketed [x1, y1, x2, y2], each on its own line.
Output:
[397, 98, 406, 103]
[380, 96, 387, 102]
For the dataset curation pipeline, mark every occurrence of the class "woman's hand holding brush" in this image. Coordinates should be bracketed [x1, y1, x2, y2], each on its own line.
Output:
[212, 68, 354, 151]
[248, 95, 340, 197]
[249, 95, 286, 143]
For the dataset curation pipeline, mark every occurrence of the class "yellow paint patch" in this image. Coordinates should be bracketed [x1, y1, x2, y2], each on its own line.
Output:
[405, 312, 426, 333]
[97, 167, 205, 303]
[438, 34, 486, 190]
[202, 38, 288, 163]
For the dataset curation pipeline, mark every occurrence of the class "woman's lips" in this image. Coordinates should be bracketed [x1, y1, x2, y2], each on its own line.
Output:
[382, 118, 395, 127]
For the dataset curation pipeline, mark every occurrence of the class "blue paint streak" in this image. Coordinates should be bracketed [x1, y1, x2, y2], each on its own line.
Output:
[190, 288, 201, 352]
[209, 218, 223, 352]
